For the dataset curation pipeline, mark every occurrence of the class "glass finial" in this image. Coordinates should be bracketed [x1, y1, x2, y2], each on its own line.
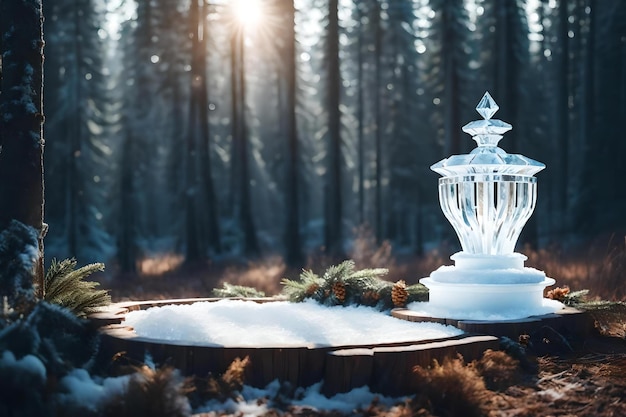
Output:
[476, 92, 499, 120]
[462, 91, 511, 147]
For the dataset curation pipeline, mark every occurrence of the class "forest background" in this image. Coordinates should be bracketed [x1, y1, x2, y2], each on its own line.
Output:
[37, 0, 626, 291]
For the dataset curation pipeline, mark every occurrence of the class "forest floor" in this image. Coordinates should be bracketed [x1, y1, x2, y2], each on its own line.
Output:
[101, 243, 626, 416]
[479, 312, 626, 417]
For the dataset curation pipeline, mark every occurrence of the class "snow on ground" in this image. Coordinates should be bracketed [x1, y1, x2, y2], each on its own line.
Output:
[195, 380, 408, 415]
[408, 298, 564, 321]
[58, 373, 408, 416]
[123, 299, 463, 347]
[57, 368, 131, 412]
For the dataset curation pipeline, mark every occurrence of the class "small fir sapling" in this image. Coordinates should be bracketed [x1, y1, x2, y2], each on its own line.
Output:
[0, 220, 40, 316]
[0, 351, 51, 417]
[0, 302, 100, 377]
[0, 304, 99, 416]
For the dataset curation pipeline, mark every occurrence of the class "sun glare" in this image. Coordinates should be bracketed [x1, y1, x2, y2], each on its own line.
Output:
[232, 0, 263, 28]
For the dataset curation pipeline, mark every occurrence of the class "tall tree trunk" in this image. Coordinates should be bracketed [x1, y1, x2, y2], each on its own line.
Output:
[558, 0, 570, 219]
[572, 0, 595, 229]
[283, 0, 302, 266]
[494, 0, 520, 152]
[231, 28, 258, 257]
[0, 0, 45, 295]
[68, 0, 84, 257]
[168, 52, 185, 253]
[195, 0, 221, 254]
[185, 1, 202, 262]
[324, 0, 343, 256]
[442, 1, 461, 156]
[373, 1, 383, 244]
[356, 2, 365, 226]
[118, 131, 137, 273]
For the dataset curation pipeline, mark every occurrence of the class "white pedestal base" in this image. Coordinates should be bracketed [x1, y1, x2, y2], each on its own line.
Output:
[416, 252, 561, 320]
[420, 276, 555, 311]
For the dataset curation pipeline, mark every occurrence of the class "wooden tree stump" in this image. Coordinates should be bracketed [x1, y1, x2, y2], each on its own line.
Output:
[94, 299, 590, 396]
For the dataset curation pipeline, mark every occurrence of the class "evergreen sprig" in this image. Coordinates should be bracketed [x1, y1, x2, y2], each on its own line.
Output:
[407, 282, 430, 302]
[44, 258, 110, 318]
[563, 289, 590, 306]
[281, 260, 428, 309]
[212, 283, 266, 298]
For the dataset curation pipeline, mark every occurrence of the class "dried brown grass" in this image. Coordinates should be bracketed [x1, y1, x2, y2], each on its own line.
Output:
[349, 225, 395, 271]
[203, 356, 250, 402]
[138, 253, 185, 276]
[348, 225, 453, 285]
[412, 355, 489, 417]
[473, 349, 523, 391]
[107, 232, 626, 303]
[407, 350, 526, 417]
[524, 235, 626, 301]
[217, 258, 286, 296]
[102, 365, 193, 417]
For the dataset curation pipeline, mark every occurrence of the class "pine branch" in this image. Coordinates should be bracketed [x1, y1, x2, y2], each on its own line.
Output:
[43, 258, 110, 318]
[212, 283, 265, 298]
[280, 278, 310, 302]
[44, 258, 77, 290]
[45, 262, 104, 301]
[563, 289, 589, 306]
[280, 260, 424, 309]
[407, 283, 429, 302]
[300, 269, 321, 283]
[348, 267, 388, 280]
[322, 260, 355, 283]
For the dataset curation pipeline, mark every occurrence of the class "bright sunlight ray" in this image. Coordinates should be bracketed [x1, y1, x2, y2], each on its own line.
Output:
[232, 0, 263, 28]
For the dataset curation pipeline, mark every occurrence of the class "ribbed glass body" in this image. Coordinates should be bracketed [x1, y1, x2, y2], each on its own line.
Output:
[438, 174, 537, 254]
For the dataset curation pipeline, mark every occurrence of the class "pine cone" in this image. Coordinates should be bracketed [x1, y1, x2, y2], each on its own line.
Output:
[332, 281, 346, 303]
[392, 280, 408, 307]
[546, 286, 570, 302]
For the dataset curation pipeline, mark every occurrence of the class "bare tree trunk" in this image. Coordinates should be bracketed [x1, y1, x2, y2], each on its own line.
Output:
[67, 0, 84, 257]
[186, 0, 202, 262]
[195, 0, 221, 254]
[283, 0, 302, 266]
[572, 0, 595, 228]
[324, 0, 343, 256]
[356, 2, 365, 226]
[442, 1, 461, 156]
[230, 29, 258, 257]
[0, 0, 45, 295]
[558, 0, 570, 218]
[373, 1, 383, 244]
[119, 131, 137, 273]
[494, 0, 520, 152]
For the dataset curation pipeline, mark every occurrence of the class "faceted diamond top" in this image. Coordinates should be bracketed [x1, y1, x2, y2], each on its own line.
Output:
[462, 91, 511, 147]
[476, 91, 499, 120]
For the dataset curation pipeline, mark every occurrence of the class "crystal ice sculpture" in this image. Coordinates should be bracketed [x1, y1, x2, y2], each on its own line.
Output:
[431, 91, 545, 254]
[417, 92, 560, 319]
